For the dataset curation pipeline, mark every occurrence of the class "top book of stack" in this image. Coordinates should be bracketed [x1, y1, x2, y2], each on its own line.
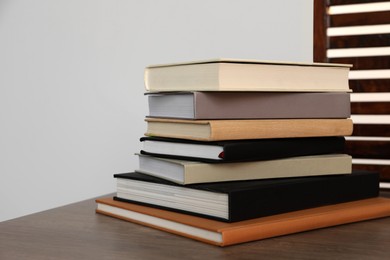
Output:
[144, 58, 352, 92]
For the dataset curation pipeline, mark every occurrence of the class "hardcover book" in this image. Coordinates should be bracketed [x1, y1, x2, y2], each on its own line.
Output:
[113, 170, 378, 222]
[147, 92, 351, 119]
[144, 59, 351, 92]
[140, 136, 346, 162]
[145, 118, 354, 141]
[136, 153, 352, 184]
[96, 197, 390, 247]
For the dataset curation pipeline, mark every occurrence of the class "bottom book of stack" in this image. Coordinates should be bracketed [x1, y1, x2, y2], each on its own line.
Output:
[96, 197, 390, 247]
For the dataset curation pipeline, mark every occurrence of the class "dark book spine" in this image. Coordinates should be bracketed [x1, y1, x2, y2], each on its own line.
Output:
[140, 137, 346, 163]
[223, 137, 345, 161]
[229, 171, 379, 222]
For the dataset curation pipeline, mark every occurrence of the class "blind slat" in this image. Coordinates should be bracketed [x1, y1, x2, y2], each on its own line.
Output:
[346, 136, 390, 141]
[351, 93, 390, 102]
[329, 2, 390, 15]
[351, 115, 390, 124]
[328, 24, 390, 36]
[349, 69, 390, 80]
[327, 46, 390, 58]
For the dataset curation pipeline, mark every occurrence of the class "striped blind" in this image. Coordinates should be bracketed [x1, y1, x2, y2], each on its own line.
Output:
[314, 0, 390, 188]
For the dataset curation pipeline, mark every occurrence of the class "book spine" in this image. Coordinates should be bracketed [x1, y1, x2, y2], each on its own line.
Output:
[184, 155, 353, 185]
[222, 137, 345, 161]
[221, 198, 390, 246]
[228, 171, 379, 222]
[210, 119, 353, 141]
[194, 92, 351, 119]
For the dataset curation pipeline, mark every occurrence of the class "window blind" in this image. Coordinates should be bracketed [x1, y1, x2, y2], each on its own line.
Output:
[314, 0, 390, 187]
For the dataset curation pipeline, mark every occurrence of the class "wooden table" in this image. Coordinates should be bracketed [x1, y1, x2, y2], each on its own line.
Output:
[1, 192, 390, 260]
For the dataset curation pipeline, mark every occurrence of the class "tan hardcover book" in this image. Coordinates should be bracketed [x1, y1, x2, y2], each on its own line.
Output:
[144, 59, 351, 92]
[145, 118, 354, 141]
[96, 197, 390, 247]
[136, 153, 352, 184]
[147, 92, 351, 119]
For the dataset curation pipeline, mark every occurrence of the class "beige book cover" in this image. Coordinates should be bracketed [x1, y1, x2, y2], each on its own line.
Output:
[136, 153, 352, 184]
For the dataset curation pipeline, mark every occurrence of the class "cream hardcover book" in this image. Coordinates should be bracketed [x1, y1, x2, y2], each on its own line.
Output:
[144, 59, 351, 92]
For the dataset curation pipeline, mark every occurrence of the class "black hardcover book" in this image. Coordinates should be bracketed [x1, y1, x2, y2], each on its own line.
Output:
[140, 136, 346, 163]
[114, 170, 379, 222]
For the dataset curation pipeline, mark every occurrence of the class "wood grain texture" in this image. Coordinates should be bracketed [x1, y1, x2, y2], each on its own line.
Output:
[353, 124, 390, 136]
[351, 102, 390, 114]
[349, 79, 390, 92]
[329, 34, 390, 49]
[0, 193, 390, 259]
[330, 11, 390, 27]
[330, 57, 390, 70]
[314, 0, 329, 62]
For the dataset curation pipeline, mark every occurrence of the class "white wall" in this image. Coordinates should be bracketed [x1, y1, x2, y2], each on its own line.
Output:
[0, 0, 313, 222]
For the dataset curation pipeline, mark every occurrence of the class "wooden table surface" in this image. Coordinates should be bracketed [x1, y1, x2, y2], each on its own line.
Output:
[1, 191, 390, 260]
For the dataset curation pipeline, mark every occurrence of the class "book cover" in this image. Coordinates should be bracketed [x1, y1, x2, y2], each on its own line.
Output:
[140, 136, 346, 162]
[136, 153, 352, 184]
[145, 118, 354, 141]
[144, 58, 351, 92]
[96, 197, 390, 247]
[113, 170, 378, 222]
[147, 92, 351, 119]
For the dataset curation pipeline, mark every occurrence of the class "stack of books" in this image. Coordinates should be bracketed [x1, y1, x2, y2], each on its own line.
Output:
[96, 59, 390, 247]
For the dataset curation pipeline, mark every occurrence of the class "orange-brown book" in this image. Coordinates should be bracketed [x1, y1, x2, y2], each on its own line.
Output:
[145, 118, 353, 141]
[96, 197, 390, 247]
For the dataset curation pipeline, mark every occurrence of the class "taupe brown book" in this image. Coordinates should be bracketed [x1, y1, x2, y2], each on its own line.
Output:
[144, 58, 351, 92]
[147, 92, 351, 119]
[145, 118, 354, 141]
[96, 197, 390, 247]
[136, 153, 352, 184]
